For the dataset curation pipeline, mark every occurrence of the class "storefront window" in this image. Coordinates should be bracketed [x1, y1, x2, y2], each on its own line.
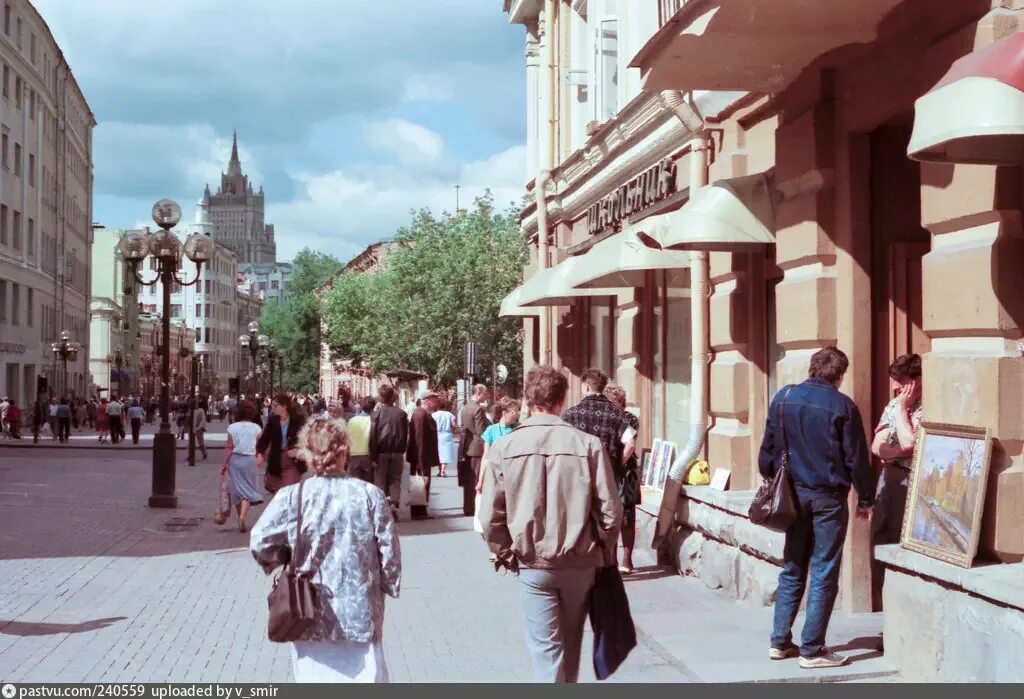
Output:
[595, 17, 618, 121]
[590, 298, 614, 377]
[650, 271, 692, 443]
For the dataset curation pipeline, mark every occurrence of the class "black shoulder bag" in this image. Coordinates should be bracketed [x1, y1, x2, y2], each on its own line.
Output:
[267, 479, 317, 642]
[748, 387, 798, 532]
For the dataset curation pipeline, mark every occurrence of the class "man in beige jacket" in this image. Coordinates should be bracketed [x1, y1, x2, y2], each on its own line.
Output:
[479, 365, 622, 683]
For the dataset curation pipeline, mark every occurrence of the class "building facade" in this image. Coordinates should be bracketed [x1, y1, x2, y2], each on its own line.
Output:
[502, 0, 1024, 680]
[205, 131, 276, 265]
[238, 261, 291, 306]
[0, 0, 94, 405]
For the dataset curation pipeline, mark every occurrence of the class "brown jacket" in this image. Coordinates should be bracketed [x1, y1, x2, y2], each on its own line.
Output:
[406, 406, 439, 474]
[479, 413, 622, 569]
[460, 400, 489, 458]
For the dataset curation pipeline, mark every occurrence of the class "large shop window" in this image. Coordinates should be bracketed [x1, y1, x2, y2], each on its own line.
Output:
[650, 271, 692, 443]
[589, 298, 616, 378]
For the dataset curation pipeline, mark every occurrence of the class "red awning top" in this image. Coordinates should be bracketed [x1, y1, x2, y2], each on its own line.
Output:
[932, 32, 1024, 92]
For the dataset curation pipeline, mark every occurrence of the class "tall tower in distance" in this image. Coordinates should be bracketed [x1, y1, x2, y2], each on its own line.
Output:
[205, 130, 277, 264]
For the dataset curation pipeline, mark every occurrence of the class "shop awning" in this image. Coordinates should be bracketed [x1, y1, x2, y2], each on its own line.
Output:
[908, 33, 1024, 165]
[627, 173, 779, 251]
[518, 257, 622, 307]
[571, 230, 691, 289]
[630, 0, 904, 92]
[498, 285, 541, 318]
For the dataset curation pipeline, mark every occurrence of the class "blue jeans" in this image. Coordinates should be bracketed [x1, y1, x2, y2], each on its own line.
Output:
[771, 486, 849, 658]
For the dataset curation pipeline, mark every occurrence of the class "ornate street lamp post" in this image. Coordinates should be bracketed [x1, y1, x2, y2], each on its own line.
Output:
[180, 346, 201, 467]
[51, 330, 81, 399]
[118, 199, 214, 509]
[238, 322, 270, 399]
[265, 341, 277, 396]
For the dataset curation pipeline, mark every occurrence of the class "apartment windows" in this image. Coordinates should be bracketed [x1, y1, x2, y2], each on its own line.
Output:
[28, 88, 33, 119]
[204, 279, 211, 295]
[14, 76, 20, 108]
[0, 281, 5, 324]
[29, 32, 34, 63]
[2, 63, 7, 99]
[11, 283, 19, 325]
[594, 15, 619, 121]
[26, 287, 31, 326]
[271, 280, 279, 290]
[11, 211, 18, 248]
[205, 303, 211, 318]
[15, 16, 20, 49]
[204, 327, 211, 343]
[171, 304, 182, 319]
[2, 132, 7, 169]
[3, 4, 8, 36]
[0, 204, 6, 245]
[27, 218, 33, 254]
[195, 328, 200, 343]
[27, 152, 33, 185]
[195, 303, 201, 318]
[13, 142, 19, 175]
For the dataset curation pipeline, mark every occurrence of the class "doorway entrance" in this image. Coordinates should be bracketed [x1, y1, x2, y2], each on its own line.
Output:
[868, 113, 931, 611]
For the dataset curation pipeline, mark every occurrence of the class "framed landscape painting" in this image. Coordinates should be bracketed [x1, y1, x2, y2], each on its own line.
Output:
[901, 422, 992, 568]
[645, 439, 664, 487]
[654, 440, 675, 491]
[640, 449, 653, 487]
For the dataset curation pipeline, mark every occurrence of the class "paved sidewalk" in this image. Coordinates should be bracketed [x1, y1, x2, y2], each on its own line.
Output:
[0, 420, 232, 450]
[0, 448, 895, 683]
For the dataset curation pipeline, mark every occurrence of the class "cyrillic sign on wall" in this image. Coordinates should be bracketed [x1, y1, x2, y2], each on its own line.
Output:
[586, 157, 677, 236]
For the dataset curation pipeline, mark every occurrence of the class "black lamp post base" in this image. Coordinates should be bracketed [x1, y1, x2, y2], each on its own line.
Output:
[148, 493, 178, 508]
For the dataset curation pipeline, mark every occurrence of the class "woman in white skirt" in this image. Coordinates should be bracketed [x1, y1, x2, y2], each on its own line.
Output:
[250, 418, 401, 683]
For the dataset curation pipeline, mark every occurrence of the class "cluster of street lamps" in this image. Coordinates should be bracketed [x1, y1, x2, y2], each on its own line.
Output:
[118, 199, 215, 509]
[239, 321, 284, 396]
[51, 330, 81, 398]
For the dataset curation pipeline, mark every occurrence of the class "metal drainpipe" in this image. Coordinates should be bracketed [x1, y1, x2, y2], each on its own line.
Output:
[652, 90, 712, 552]
[536, 0, 557, 367]
[535, 169, 552, 365]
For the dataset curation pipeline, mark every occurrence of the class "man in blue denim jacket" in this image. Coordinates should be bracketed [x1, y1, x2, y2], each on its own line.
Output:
[757, 346, 876, 669]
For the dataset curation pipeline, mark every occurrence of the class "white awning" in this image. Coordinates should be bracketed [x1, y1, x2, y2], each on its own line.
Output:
[627, 173, 779, 251]
[519, 257, 623, 307]
[909, 33, 1024, 165]
[571, 230, 691, 289]
[498, 285, 541, 318]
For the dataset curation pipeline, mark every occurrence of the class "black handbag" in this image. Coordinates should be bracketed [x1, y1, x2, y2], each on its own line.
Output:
[267, 479, 317, 642]
[748, 387, 798, 532]
[619, 462, 641, 508]
[589, 564, 638, 680]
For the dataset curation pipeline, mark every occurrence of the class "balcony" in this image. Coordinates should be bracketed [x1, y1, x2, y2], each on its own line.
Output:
[659, 0, 684, 27]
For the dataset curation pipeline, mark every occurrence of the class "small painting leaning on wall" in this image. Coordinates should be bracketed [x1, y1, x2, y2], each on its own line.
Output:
[901, 422, 992, 568]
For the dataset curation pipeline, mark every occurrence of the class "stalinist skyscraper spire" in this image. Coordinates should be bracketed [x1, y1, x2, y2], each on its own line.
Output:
[204, 129, 276, 264]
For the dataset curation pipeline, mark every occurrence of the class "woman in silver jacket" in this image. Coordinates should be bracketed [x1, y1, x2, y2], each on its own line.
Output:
[250, 418, 401, 683]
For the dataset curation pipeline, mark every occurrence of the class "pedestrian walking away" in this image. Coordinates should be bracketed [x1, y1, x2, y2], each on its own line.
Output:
[433, 400, 458, 478]
[479, 366, 622, 683]
[250, 418, 401, 683]
[603, 384, 641, 574]
[47, 398, 59, 441]
[107, 397, 124, 444]
[258, 393, 308, 496]
[346, 397, 375, 483]
[128, 400, 145, 445]
[757, 346, 876, 669]
[193, 400, 209, 459]
[458, 384, 491, 517]
[475, 397, 521, 492]
[3, 399, 22, 439]
[224, 400, 265, 532]
[32, 396, 48, 443]
[95, 398, 111, 443]
[368, 385, 408, 520]
[406, 389, 440, 520]
[56, 399, 72, 444]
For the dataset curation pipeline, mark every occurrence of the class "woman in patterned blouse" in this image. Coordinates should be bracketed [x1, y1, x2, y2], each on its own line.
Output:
[250, 418, 402, 683]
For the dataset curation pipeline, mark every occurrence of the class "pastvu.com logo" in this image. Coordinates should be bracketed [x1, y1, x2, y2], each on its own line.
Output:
[2, 683, 17, 699]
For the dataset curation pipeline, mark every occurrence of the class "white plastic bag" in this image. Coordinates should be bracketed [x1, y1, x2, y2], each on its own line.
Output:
[408, 475, 428, 506]
[473, 494, 484, 535]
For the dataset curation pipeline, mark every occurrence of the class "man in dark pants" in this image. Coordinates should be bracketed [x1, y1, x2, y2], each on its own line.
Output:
[459, 384, 490, 517]
[757, 346, 875, 670]
[369, 385, 408, 520]
[406, 389, 440, 520]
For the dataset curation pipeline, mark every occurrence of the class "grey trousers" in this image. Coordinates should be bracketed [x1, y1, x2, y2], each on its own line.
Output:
[517, 567, 596, 683]
[375, 452, 404, 507]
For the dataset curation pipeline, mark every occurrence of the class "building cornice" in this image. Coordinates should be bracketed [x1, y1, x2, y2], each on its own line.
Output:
[520, 90, 746, 235]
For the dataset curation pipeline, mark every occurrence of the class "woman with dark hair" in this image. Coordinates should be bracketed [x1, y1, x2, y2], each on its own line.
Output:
[258, 393, 307, 496]
[224, 399, 265, 531]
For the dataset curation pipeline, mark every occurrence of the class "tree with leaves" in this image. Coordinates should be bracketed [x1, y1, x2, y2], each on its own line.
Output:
[257, 249, 343, 393]
[322, 194, 527, 387]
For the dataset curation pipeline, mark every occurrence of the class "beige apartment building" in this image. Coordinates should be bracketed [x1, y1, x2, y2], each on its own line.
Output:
[501, 0, 1024, 680]
[0, 0, 94, 405]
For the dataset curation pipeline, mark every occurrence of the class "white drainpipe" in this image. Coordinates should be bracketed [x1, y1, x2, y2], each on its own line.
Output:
[535, 169, 552, 365]
[652, 90, 711, 551]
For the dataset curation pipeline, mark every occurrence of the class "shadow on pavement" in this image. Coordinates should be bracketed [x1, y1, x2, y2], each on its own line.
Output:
[831, 635, 885, 664]
[0, 617, 128, 636]
[622, 565, 675, 583]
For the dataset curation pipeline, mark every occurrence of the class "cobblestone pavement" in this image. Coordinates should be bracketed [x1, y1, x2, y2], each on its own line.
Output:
[0, 447, 891, 683]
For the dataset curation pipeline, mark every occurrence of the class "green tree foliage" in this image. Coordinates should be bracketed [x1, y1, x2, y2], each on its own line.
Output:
[258, 249, 343, 393]
[322, 194, 527, 387]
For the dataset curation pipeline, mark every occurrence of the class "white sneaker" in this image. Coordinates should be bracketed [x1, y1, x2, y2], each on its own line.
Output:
[769, 644, 799, 660]
[799, 651, 849, 669]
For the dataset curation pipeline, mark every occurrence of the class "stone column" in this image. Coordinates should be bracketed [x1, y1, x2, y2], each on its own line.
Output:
[919, 162, 1024, 562]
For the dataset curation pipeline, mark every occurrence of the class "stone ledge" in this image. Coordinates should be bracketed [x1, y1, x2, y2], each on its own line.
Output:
[680, 484, 756, 516]
[876, 544, 1024, 611]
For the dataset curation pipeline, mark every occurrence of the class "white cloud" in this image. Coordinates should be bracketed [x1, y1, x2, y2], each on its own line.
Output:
[268, 144, 527, 262]
[364, 119, 447, 169]
[401, 74, 456, 103]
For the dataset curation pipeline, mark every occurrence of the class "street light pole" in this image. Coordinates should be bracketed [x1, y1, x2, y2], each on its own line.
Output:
[119, 199, 214, 509]
[51, 330, 80, 400]
[185, 348, 198, 467]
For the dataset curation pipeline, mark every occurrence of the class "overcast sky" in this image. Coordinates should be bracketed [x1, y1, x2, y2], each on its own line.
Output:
[36, 0, 526, 262]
